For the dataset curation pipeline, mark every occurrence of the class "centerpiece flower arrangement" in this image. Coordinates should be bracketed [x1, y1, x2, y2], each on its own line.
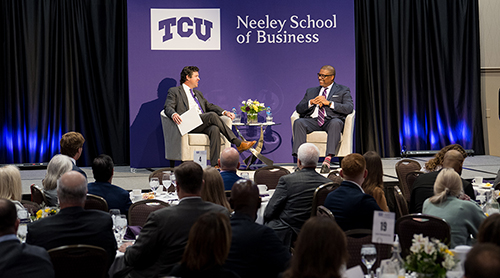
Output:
[241, 99, 265, 123]
[32, 206, 59, 221]
[405, 234, 455, 278]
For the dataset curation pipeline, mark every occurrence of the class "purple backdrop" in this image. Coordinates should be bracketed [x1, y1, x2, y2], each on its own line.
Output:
[128, 0, 355, 168]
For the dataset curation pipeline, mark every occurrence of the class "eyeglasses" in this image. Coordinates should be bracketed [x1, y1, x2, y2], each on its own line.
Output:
[317, 73, 334, 79]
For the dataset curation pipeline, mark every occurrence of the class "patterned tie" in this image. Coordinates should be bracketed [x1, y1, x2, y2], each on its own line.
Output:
[190, 89, 204, 113]
[317, 87, 328, 126]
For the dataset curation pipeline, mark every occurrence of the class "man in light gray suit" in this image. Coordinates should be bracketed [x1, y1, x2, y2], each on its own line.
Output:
[293, 65, 354, 173]
[264, 143, 331, 248]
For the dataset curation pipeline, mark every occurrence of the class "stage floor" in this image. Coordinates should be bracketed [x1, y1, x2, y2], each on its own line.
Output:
[19, 155, 500, 195]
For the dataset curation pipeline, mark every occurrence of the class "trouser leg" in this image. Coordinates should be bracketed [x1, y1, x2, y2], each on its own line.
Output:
[292, 118, 321, 155]
[322, 118, 344, 156]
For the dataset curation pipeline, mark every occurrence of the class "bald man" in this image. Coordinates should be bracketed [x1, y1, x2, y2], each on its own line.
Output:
[225, 180, 290, 278]
[27, 171, 117, 270]
[218, 147, 242, 190]
[410, 150, 475, 213]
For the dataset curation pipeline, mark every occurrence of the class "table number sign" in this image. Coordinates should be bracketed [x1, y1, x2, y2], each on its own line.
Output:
[372, 211, 395, 245]
[194, 150, 207, 167]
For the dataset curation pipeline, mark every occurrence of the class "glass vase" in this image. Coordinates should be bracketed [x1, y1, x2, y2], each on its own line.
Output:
[246, 112, 258, 124]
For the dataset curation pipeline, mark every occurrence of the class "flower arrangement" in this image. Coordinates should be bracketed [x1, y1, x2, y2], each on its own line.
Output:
[33, 206, 59, 221]
[405, 234, 455, 278]
[240, 99, 265, 114]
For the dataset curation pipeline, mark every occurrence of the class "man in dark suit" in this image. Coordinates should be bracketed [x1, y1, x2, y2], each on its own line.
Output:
[122, 162, 230, 278]
[60, 131, 87, 178]
[323, 153, 382, 231]
[225, 179, 290, 278]
[293, 65, 354, 173]
[410, 150, 476, 213]
[0, 198, 54, 278]
[264, 143, 331, 247]
[218, 147, 242, 190]
[164, 66, 255, 167]
[26, 171, 117, 269]
[87, 154, 132, 215]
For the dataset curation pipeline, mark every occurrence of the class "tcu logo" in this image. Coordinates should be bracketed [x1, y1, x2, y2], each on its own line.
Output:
[159, 17, 213, 42]
[151, 9, 221, 50]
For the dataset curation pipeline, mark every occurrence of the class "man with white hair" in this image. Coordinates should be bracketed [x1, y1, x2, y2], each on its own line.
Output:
[264, 143, 330, 247]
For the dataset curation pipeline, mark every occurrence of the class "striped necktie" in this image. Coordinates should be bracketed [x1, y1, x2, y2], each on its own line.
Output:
[317, 87, 328, 126]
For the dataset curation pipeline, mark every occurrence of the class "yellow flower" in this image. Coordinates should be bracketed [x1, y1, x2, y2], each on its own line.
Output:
[36, 209, 42, 219]
[45, 208, 50, 213]
[445, 249, 454, 256]
[252, 104, 258, 111]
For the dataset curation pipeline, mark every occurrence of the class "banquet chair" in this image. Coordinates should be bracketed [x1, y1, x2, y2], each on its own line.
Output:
[345, 229, 392, 270]
[395, 159, 421, 203]
[20, 200, 40, 217]
[327, 169, 343, 184]
[290, 110, 355, 158]
[316, 205, 335, 221]
[128, 199, 170, 227]
[311, 182, 340, 217]
[406, 170, 424, 194]
[253, 166, 290, 190]
[160, 110, 232, 163]
[31, 184, 47, 205]
[48, 244, 108, 278]
[149, 167, 175, 192]
[84, 194, 109, 212]
[392, 185, 409, 220]
[396, 214, 451, 258]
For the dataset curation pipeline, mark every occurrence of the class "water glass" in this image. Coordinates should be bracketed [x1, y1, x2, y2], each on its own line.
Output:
[114, 214, 128, 244]
[171, 174, 177, 191]
[162, 171, 172, 193]
[150, 177, 160, 196]
[109, 209, 121, 229]
[379, 260, 399, 278]
[361, 244, 377, 278]
[17, 208, 30, 242]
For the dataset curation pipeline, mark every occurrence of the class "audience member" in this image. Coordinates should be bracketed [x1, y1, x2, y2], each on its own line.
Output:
[477, 213, 500, 246]
[323, 153, 381, 231]
[42, 154, 73, 206]
[0, 165, 25, 212]
[463, 243, 500, 278]
[123, 162, 230, 277]
[87, 154, 132, 215]
[423, 144, 467, 173]
[225, 180, 290, 278]
[202, 167, 232, 211]
[0, 198, 54, 278]
[218, 147, 241, 190]
[282, 216, 347, 278]
[264, 143, 330, 247]
[60, 131, 87, 178]
[410, 149, 475, 213]
[169, 212, 239, 278]
[422, 168, 485, 248]
[26, 171, 117, 269]
[362, 151, 389, 211]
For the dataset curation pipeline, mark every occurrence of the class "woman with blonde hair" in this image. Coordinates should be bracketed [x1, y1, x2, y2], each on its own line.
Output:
[43, 154, 73, 206]
[0, 165, 25, 212]
[362, 151, 389, 211]
[423, 168, 485, 248]
[201, 167, 232, 211]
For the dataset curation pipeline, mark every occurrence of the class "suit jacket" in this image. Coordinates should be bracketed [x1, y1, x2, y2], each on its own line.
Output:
[87, 181, 132, 215]
[124, 197, 229, 278]
[72, 163, 87, 179]
[324, 181, 382, 231]
[0, 235, 55, 278]
[220, 171, 241, 191]
[264, 168, 331, 244]
[163, 85, 224, 119]
[295, 83, 354, 121]
[225, 213, 290, 278]
[409, 170, 476, 214]
[26, 206, 117, 269]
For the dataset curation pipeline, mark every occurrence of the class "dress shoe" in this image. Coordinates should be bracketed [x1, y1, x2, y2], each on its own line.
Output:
[237, 140, 256, 152]
[320, 162, 330, 174]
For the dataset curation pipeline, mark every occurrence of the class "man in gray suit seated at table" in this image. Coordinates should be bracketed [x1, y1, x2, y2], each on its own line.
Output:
[264, 143, 330, 248]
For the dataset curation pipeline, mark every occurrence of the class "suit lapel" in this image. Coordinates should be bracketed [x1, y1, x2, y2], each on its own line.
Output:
[326, 83, 339, 101]
[178, 86, 189, 111]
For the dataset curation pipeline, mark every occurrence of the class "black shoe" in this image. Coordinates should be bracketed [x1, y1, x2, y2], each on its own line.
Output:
[320, 163, 330, 174]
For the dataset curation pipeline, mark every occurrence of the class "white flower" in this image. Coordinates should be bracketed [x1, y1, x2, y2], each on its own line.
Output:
[424, 242, 436, 255]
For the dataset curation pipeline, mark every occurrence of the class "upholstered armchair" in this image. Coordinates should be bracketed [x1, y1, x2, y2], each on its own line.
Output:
[160, 110, 232, 162]
[290, 110, 355, 157]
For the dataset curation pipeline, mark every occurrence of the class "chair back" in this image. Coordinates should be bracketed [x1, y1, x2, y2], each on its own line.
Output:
[48, 244, 108, 278]
[395, 159, 421, 202]
[31, 184, 47, 205]
[20, 200, 40, 217]
[396, 214, 451, 258]
[311, 182, 340, 217]
[345, 229, 392, 270]
[254, 166, 290, 190]
[128, 199, 170, 227]
[84, 194, 109, 212]
[316, 205, 335, 221]
[406, 170, 424, 194]
[148, 167, 175, 191]
[327, 170, 343, 184]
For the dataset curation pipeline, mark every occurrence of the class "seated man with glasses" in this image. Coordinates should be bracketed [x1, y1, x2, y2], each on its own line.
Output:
[292, 65, 354, 173]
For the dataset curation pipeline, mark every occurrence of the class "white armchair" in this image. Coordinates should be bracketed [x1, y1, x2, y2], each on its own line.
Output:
[160, 110, 232, 162]
[290, 110, 355, 157]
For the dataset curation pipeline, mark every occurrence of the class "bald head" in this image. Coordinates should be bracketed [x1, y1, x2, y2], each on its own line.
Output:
[57, 171, 88, 208]
[442, 150, 465, 175]
[230, 179, 260, 218]
[219, 147, 240, 171]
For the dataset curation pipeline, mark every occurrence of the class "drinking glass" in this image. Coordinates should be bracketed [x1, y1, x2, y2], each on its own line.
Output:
[150, 177, 160, 196]
[162, 171, 172, 194]
[171, 174, 176, 191]
[109, 209, 121, 230]
[361, 244, 377, 278]
[241, 172, 249, 180]
[379, 260, 399, 278]
[17, 208, 30, 242]
[114, 214, 128, 244]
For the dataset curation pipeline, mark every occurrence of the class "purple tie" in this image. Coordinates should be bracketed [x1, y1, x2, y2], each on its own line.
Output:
[317, 87, 328, 126]
[190, 89, 204, 113]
